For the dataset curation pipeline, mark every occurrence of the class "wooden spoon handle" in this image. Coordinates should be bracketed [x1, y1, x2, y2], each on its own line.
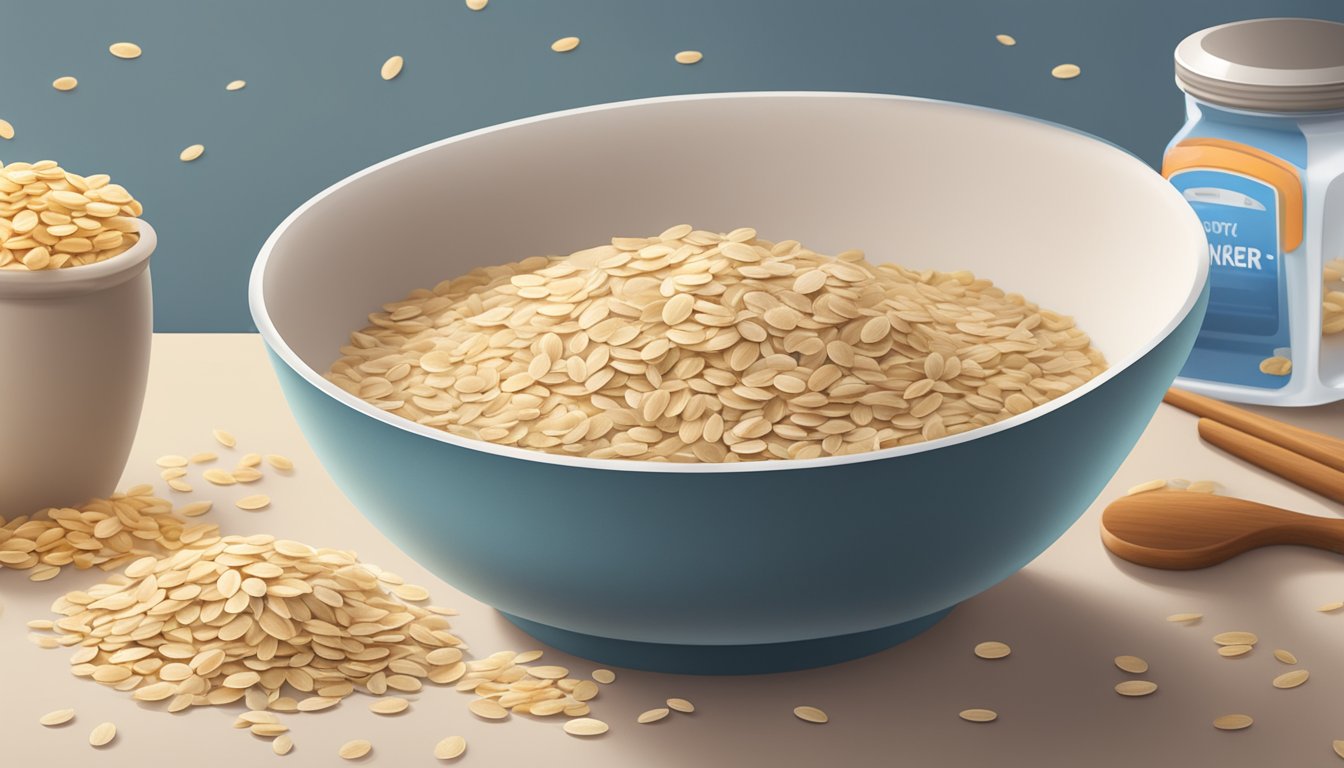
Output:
[1165, 387, 1344, 473]
[1101, 490, 1344, 569]
[1198, 418, 1344, 504]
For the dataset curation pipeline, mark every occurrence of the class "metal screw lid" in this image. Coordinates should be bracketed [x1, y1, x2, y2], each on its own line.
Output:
[1175, 18, 1344, 113]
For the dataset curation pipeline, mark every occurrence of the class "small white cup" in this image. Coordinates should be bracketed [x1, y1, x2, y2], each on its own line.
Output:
[0, 222, 155, 517]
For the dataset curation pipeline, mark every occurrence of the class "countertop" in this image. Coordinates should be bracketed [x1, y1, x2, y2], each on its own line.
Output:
[3, 334, 1343, 767]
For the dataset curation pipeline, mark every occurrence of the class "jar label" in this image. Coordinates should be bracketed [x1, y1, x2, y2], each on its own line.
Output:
[1169, 168, 1291, 388]
[1174, 170, 1282, 335]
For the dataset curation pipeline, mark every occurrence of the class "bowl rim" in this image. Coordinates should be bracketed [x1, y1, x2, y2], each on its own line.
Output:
[249, 90, 1209, 475]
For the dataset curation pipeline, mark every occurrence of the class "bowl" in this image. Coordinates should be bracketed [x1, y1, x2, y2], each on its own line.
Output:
[250, 93, 1208, 674]
[0, 221, 155, 518]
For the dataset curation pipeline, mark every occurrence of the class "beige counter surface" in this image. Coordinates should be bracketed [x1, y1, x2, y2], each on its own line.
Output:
[3, 334, 1343, 767]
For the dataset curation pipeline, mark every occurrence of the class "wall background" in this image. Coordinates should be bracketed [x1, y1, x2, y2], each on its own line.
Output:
[2, 0, 1340, 331]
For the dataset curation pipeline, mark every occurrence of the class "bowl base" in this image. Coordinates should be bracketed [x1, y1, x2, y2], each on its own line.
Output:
[499, 607, 954, 675]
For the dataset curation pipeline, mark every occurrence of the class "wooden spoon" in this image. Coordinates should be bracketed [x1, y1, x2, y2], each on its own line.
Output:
[1101, 490, 1344, 570]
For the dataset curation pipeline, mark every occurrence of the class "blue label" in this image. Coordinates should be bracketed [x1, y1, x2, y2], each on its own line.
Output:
[1172, 170, 1282, 335]
[1169, 168, 1291, 389]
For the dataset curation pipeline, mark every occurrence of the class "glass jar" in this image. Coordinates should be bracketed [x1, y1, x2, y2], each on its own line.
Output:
[1164, 17, 1344, 405]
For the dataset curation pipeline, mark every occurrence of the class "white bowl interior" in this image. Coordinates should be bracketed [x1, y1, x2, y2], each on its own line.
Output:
[257, 93, 1204, 458]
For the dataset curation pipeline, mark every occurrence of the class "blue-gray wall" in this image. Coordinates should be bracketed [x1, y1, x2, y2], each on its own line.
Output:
[2, 0, 1339, 331]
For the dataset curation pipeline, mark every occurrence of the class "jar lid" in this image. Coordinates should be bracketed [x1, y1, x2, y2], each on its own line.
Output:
[1175, 18, 1344, 113]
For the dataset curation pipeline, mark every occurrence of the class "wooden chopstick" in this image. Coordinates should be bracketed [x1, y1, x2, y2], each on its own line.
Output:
[1164, 387, 1344, 473]
[1196, 418, 1344, 504]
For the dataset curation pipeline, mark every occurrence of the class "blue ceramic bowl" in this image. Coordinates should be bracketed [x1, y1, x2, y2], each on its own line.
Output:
[250, 93, 1208, 674]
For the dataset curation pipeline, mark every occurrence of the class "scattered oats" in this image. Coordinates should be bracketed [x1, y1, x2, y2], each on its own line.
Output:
[996, 34, 1017, 46]
[958, 708, 997, 723]
[551, 36, 581, 53]
[426, 648, 464, 665]
[213, 428, 236, 447]
[592, 669, 616, 684]
[381, 55, 404, 80]
[53, 76, 79, 91]
[266, 454, 294, 471]
[160, 468, 187, 480]
[1334, 740, 1344, 760]
[179, 144, 205, 163]
[667, 697, 694, 713]
[1167, 613, 1202, 623]
[370, 697, 410, 714]
[235, 494, 270, 511]
[94, 665, 135, 683]
[435, 735, 468, 759]
[638, 707, 670, 724]
[1115, 680, 1158, 697]
[40, 708, 75, 726]
[1127, 479, 1167, 495]
[232, 467, 263, 483]
[134, 682, 177, 701]
[1273, 669, 1309, 689]
[273, 735, 293, 755]
[1214, 631, 1258, 646]
[529, 700, 568, 717]
[466, 0, 488, 9]
[178, 501, 213, 517]
[1213, 714, 1253, 731]
[29, 565, 59, 581]
[239, 452, 262, 468]
[203, 468, 235, 485]
[226, 80, 246, 91]
[974, 641, 1011, 659]
[1317, 601, 1343, 613]
[109, 42, 142, 59]
[339, 739, 372, 759]
[794, 706, 828, 724]
[469, 698, 509, 720]
[1051, 63, 1081, 80]
[1218, 644, 1253, 658]
[675, 50, 703, 65]
[0, 119, 13, 140]
[167, 479, 193, 493]
[1274, 649, 1298, 665]
[393, 583, 430, 602]
[513, 650, 543, 663]
[527, 665, 569, 680]
[156, 454, 188, 468]
[1186, 480, 1219, 493]
[252, 723, 289, 737]
[563, 718, 609, 736]
[296, 696, 341, 712]
[1259, 356, 1292, 376]
[1114, 656, 1148, 674]
[235, 711, 273, 727]
[225, 671, 262, 688]
[32, 533, 470, 731]
[329, 226, 1105, 463]
[570, 680, 599, 702]
[274, 539, 315, 557]
[189, 452, 218, 464]
[89, 721, 116, 746]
